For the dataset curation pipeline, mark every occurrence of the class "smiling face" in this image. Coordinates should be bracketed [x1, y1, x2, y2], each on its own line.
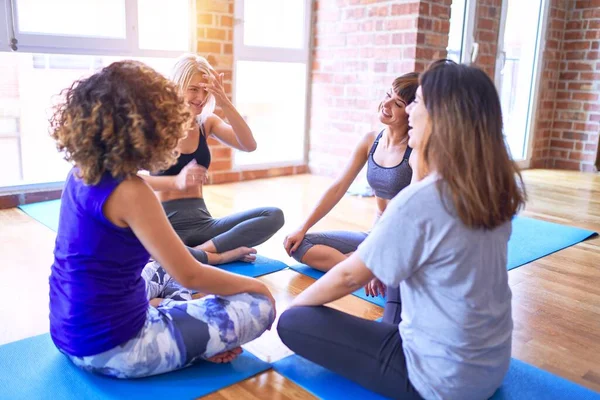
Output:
[405, 86, 431, 151]
[378, 88, 408, 127]
[184, 73, 208, 117]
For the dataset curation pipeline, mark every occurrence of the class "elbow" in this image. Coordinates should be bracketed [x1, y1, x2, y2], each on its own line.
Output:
[245, 141, 257, 152]
[176, 272, 196, 289]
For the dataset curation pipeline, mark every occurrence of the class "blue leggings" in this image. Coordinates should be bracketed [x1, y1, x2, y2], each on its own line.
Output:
[291, 231, 368, 263]
[66, 262, 275, 379]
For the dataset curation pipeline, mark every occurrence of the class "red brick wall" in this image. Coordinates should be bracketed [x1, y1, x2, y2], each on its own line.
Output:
[309, 0, 451, 177]
[547, 0, 600, 171]
[531, 0, 570, 168]
[532, 0, 600, 171]
[472, 0, 502, 78]
[195, 0, 308, 184]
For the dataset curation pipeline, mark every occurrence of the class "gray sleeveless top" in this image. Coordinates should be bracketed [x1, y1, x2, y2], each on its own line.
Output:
[366, 131, 413, 200]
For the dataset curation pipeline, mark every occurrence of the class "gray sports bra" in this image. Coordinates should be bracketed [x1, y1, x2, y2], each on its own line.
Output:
[366, 131, 413, 200]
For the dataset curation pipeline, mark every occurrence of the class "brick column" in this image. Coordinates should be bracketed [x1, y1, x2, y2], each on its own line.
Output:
[309, 0, 451, 177]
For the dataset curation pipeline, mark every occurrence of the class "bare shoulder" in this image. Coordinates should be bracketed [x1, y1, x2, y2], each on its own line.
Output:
[105, 176, 155, 225]
[357, 130, 379, 155]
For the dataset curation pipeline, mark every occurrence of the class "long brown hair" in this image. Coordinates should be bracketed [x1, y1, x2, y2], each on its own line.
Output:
[419, 59, 526, 229]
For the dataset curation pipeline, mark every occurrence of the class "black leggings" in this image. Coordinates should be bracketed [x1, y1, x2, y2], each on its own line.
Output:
[277, 286, 422, 400]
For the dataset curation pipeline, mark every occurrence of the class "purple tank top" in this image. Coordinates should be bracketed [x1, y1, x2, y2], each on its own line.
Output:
[49, 168, 150, 357]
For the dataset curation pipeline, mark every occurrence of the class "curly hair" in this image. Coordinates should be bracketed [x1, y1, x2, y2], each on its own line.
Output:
[50, 60, 192, 185]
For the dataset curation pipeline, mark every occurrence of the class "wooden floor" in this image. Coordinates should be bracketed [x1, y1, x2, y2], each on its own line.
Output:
[0, 169, 599, 398]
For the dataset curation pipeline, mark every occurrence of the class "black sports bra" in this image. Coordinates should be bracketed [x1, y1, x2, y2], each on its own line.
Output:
[152, 123, 211, 176]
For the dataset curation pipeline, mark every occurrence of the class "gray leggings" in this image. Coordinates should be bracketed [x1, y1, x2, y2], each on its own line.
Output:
[291, 230, 368, 263]
[277, 289, 421, 399]
[163, 198, 285, 263]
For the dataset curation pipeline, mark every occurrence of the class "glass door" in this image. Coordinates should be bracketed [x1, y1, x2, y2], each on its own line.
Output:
[233, 0, 312, 167]
[447, 0, 477, 64]
[495, 0, 548, 163]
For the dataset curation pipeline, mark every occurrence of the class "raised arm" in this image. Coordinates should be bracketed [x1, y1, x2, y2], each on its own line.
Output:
[202, 70, 256, 152]
[284, 132, 374, 255]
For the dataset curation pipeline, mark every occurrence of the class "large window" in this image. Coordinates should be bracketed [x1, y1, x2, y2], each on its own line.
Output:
[233, 0, 312, 167]
[447, 0, 477, 64]
[0, 0, 192, 189]
[496, 0, 548, 163]
[2, 0, 191, 56]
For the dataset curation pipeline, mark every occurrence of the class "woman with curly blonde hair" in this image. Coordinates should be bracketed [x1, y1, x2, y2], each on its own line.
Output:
[141, 53, 285, 266]
[49, 60, 275, 378]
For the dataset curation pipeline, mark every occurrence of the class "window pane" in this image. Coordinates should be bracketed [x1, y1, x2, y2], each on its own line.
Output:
[234, 61, 306, 166]
[0, 139, 22, 185]
[243, 0, 305, 49]
[138, 0, 190, 51]
[498, 0, 543, 160]
[447, 0, 466, 63]
[16, 0, 126, 38]
[0, 52, 177, 188]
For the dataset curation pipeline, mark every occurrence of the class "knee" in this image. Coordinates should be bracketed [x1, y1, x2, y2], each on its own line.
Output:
[252, 294, 276, 333]
[290, 235, 313, 263]
[277, 306, 307, 345]
[266, 207, 285, 230]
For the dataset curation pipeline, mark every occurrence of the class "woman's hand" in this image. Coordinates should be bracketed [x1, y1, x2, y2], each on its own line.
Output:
[201, 69, 230, 107]
[175, 159, 208, 190]
[284, 227, 307, 256]
[364, 277, 386, 297]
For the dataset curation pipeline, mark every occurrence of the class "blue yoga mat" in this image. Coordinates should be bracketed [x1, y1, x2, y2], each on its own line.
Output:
[272, 354, 388, 400]
[507, 216, 597, 270]
[491, 358, 600, 399]
[291, 216, 597, 285]
[18, 199, 61, 232]
[289, 264, 386, 307]
[0, 334, 271, 400]
[214, 255, 288, 277]
[274, 354, 600, 400]
[18, 200, 288, 278]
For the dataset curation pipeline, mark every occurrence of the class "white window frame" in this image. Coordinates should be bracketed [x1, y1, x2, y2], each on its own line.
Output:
[0, 0, 195, 57]
[461, 0, 478, 64]
[232, 0, 313, 169]
[495, 0, 549, 168]
[447, 0, 477, 64]
[0, 1, 8, 50]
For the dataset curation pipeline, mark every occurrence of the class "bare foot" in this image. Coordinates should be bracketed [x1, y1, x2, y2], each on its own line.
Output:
[207, 347, 243, 363]
[205, 247, 257, 264]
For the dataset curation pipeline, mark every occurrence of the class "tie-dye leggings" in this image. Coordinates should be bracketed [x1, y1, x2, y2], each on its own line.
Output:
[65, 261, 275, 379]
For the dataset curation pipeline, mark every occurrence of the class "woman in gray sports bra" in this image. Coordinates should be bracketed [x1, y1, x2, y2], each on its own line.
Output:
[284, 72, 419, 303]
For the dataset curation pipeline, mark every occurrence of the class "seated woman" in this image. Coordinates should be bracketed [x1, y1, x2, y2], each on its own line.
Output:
[49, 60, 275, 378]
[277, 60, 526, 400]
[142, 54, 284, 265]
[283, 72, 419, 274]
